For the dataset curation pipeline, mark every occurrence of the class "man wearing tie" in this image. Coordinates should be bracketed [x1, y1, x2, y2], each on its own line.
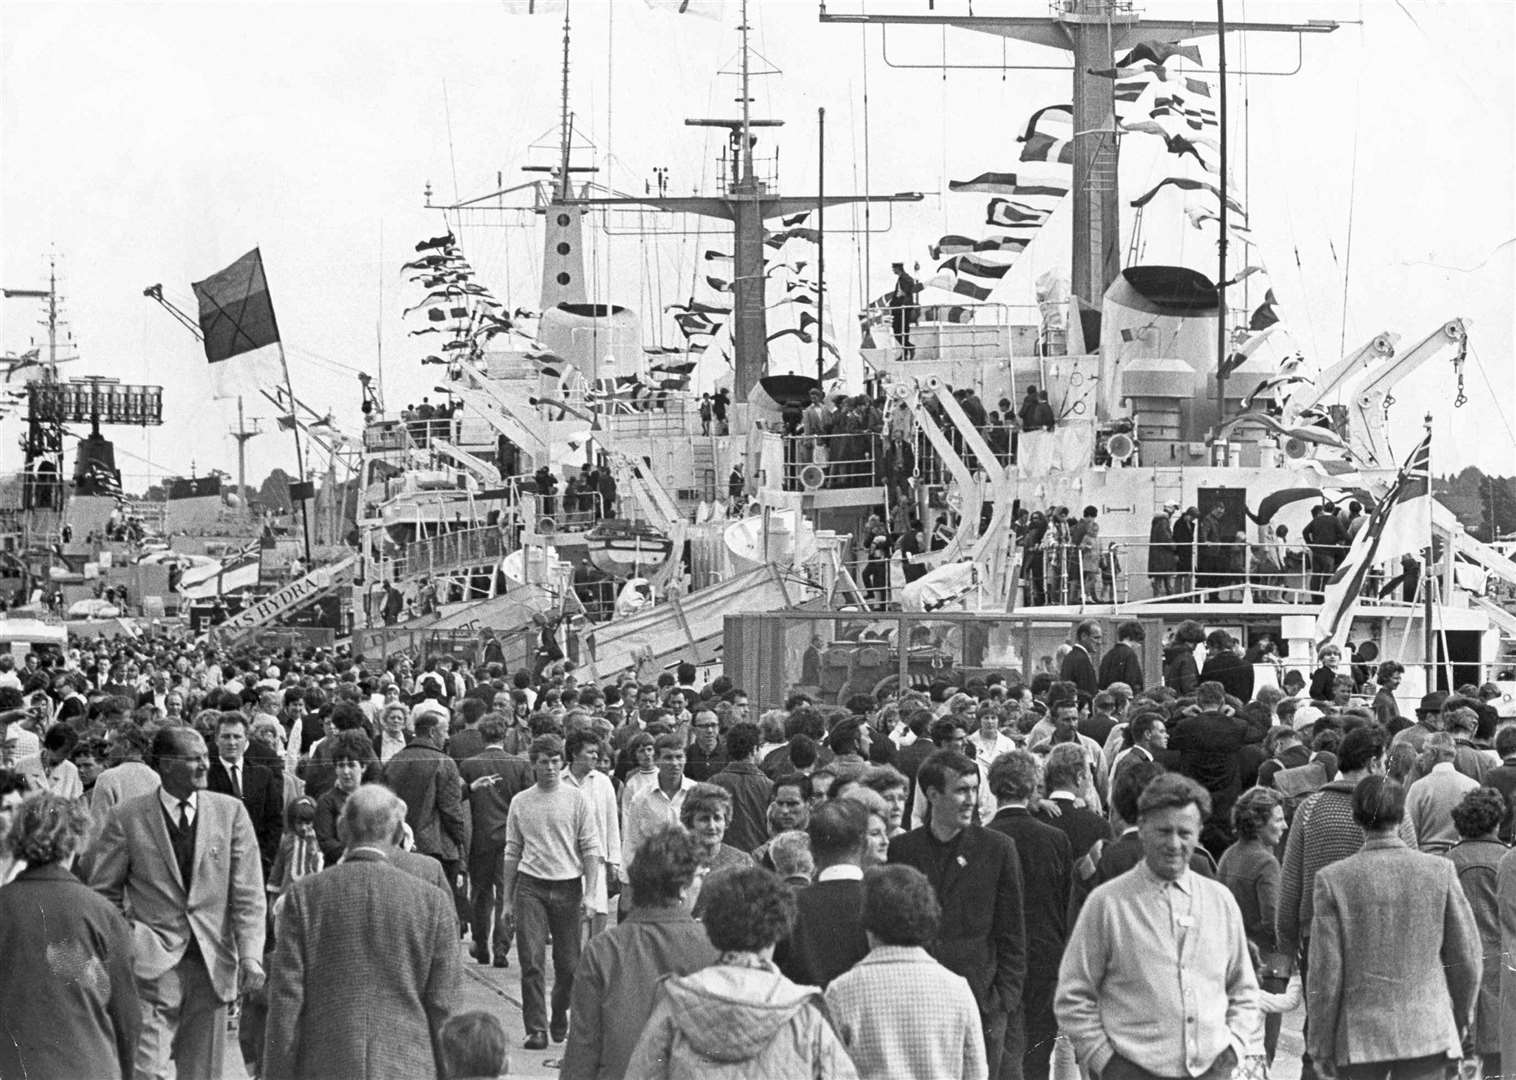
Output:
[90, 726, 267, 1080]
[207, 711, 284, 876]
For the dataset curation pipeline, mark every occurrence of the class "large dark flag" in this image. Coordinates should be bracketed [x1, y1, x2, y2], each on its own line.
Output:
[1316, 433, 1432, 646]
[192, 248, 286, 400]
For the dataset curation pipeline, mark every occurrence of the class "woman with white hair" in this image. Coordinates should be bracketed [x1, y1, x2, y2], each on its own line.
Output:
[0, 793, 140, 1079]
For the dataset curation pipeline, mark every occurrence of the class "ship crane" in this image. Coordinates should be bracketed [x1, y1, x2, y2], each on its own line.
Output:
[1285, 329, 1400, 423]
[889, 377, 1028, 607]
[1348, 318, 1469, 468]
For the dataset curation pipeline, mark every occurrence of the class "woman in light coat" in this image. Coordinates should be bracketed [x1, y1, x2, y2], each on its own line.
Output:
[626, 865, 856, 1080]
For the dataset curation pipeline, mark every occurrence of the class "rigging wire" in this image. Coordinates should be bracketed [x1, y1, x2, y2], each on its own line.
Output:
[441, 79, 464, 236]
[1335, 17, 1366, 358]
[1466, 343, 1516, 446]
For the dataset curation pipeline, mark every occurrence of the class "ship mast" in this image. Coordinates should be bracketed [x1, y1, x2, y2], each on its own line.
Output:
[557, 3, 573, 204]
[571, 0, 920, 404]
[819, 2, 1337, 332]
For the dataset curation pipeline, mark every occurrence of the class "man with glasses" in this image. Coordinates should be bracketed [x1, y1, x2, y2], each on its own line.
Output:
[684, 708, 727, 782]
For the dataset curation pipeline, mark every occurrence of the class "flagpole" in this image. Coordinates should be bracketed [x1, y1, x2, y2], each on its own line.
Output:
[1213, 0, 1230, 456]
[1422, 412, 1435, 691]
[281, 349, 314, 566]
[816, 106, 826, 384]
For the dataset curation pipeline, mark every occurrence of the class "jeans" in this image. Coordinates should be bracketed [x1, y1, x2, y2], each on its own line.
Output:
[468, 846, 506, 958]
[430, 854, 469, 933]
[514, 874, 583, 1034]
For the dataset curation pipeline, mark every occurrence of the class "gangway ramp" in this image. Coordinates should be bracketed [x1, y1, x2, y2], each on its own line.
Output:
[583, 565, 816, 678]
[209, 555, 357, 647]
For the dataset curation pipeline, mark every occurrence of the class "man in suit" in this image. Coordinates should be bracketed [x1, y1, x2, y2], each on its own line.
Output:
[1169, 681, 1251, 859]
[890, 749, 1027, 1077]
[384, 708, 469, 919]
[1107, 710, 1172, 822]
[89, 726, 267, 1080]
[446, 696, 488, 764]
[1199, 630, 1254, 704]
[708, 722, 773, 854]
[1307, 775, 1480, 1078]
[775, 798, 871, 988]
[1097, 621, 1145, 692]
[458, 713, 534, 966]
[263, 784, 461, 1080]
[207, 711, 284, 875]
[988, 751, 1073, 1080]
[1035, 744, 1113, 864]
[1059, 621, 1102, 699]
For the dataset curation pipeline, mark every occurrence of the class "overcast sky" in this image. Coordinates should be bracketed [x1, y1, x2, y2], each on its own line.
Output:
[2, 0, 1511, 491]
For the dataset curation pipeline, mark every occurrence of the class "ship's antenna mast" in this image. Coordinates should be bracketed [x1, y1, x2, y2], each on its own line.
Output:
[229, 397, 261, 525]
[1214, 0, 1230, 451]
[45, 258, 60, 371]
[739, 0, 753, 185]
[558, 2, 573, 202]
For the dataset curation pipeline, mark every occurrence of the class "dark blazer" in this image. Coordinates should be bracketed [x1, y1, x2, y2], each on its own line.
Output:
[896, 738, 938, 809]
[1059, 645, 1098, 698]
[684, 740, 728, 783]
[263, 851, 461, 1080]
[888, 825, 1027, 1019]
[774, 877, 869, 989]
[458, 747, 534, 853]
[1169, 709, 1250, 837]
[1034, 793, 1112, 861]
[1093, 830, 1216, 886]
[1097, 641, 1144, 692]
[987, 807, 1071, 982]
[208, 757, 284, 871]
[708, 761, 773, 854]
[383, 740, 469, 861]
[0, 864, 141, 1080]
[446, 728, 485, 764]
[1200, 652, 1255, 702]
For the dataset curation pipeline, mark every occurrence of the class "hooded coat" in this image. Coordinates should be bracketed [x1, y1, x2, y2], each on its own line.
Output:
[623, 963, 857, 1080]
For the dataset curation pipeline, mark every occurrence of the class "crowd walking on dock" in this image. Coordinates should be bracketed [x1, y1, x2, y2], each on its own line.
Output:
[0, 621, 1512, 1080]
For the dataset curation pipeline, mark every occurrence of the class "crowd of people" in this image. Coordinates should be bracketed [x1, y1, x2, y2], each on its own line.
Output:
[782, 384, 1042, 499]
[1, 621, 1513, 1080]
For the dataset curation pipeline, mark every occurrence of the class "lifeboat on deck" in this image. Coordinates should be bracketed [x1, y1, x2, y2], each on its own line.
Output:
[584, 519, 673, 579]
